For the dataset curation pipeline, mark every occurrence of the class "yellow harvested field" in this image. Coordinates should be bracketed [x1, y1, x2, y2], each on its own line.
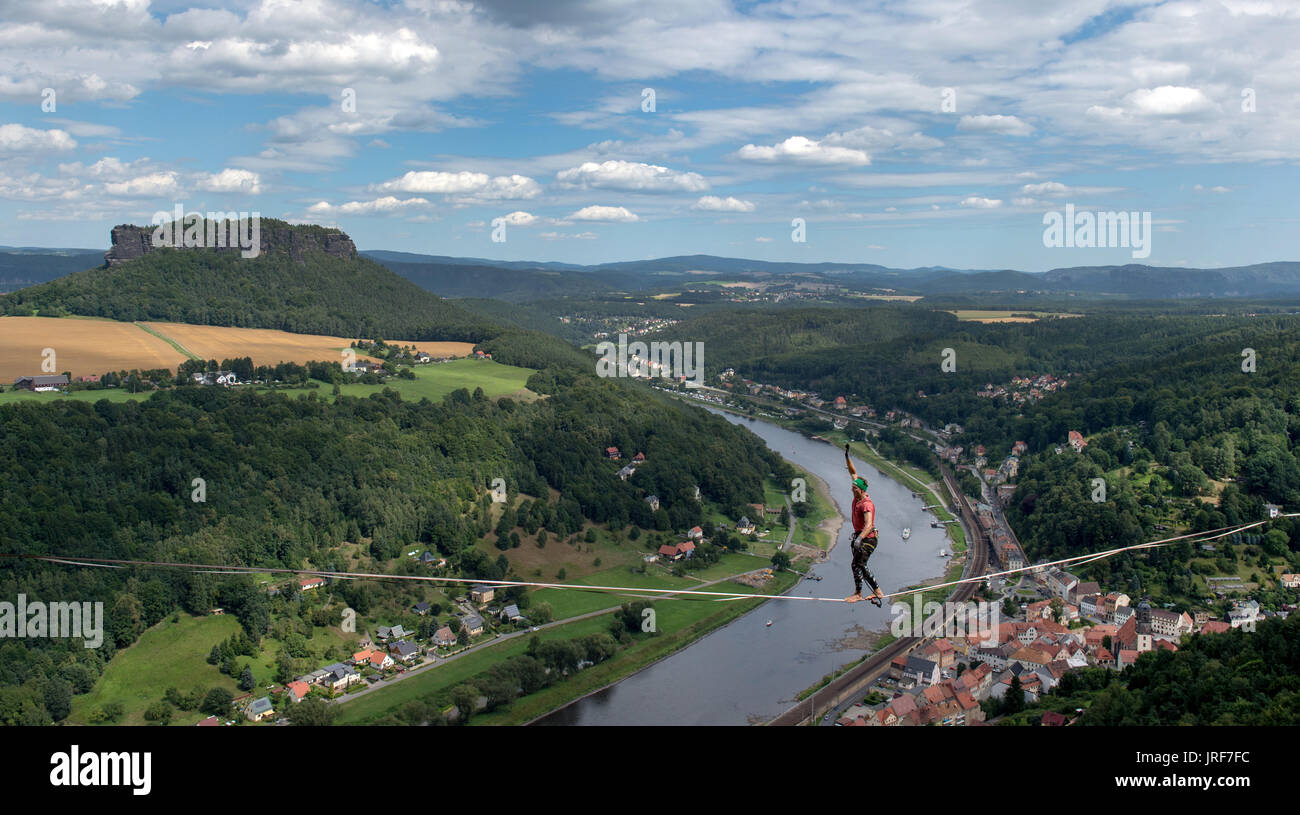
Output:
[0, 316, 479, 381]
[144, 322, 475, 367]
[0, 316, 185, 380]
[947, 310, 1084, 323]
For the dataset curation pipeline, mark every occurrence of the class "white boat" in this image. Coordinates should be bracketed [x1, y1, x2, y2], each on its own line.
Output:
[765, 619, 773, 627]
[901, 527, 911, 540]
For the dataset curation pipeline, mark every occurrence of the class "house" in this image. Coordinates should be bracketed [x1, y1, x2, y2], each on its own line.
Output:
[1046, 568, 1078, 602]
[687, 526, 704, 540]
[1265, 503, 1282, 519]
[389, 641, 420, 663]
[366, 650, 395, 670]
[376, 625, 409, 641]
[617, 464, 635, 480]
[605, 446, 621, 460]
[461, 615, 485, 637]
[1229, 600, 1260, 629]
[501, 604, 524, 622]
[412, 601, 431, 615]
[413, 351, 432, 363]
[902, 656, 940, 687]
[675, 540, 696, 558]
[470, 586, 496, 604]
[633, 452, 646, 463]
[432, 626, 457, 647]
[418, 551, 438, 565]
[1068, 430, 1087, 452]
[286, 681, 311, 703]
[13, 374, 69, 391]
[191, 371, 239, 386]
[736, 516, 756, 535]
[247, 697, 275, 721]
[658, 543, 683, 561]
[1281, 574, 1300, 589]
[299, 576, 325, 592]
[76, 374, 101, 384]
[1199, 621, 1232, 635]
[1041, 711, 1068, 727]
[196, 715, 220, 726]
[645, 495, 660, 512]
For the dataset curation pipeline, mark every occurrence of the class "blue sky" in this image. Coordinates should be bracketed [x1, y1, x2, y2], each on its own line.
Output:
[1, 0, 1297, 271]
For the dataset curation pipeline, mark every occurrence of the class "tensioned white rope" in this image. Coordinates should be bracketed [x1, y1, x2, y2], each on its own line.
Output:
[3, 513, 1289, 604]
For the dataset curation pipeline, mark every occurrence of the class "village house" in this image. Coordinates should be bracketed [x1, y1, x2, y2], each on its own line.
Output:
[286, 681, 311, 704]
[736, 516, 756, 535]
[375, 624, 409, 641]
[470, 586, 496, 604]
[501, 604, 524, 623]
[432, 626, 458, 647]
[1068, 430, 1087, 452]
[461, 615, 485, 637]
[247, 696, 275, 722]
[299, 576, 325, 592]
[645, 495, 660, 512]
[389, 641, 420, 663]
[13, 374, 69, 391]
[605, 446, 621, 460]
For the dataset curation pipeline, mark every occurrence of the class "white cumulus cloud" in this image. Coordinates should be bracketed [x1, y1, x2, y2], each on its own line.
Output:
[556, 160, 708, 192]
[736, 136, 870, 166]
[568, 205, 639, 222]
[692, 195, 755, 213]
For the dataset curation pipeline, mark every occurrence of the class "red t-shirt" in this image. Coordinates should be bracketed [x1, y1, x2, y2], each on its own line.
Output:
[851, 493, 875, 533]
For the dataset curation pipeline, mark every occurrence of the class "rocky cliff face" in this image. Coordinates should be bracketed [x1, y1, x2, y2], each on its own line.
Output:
[105, 219, 358, 266]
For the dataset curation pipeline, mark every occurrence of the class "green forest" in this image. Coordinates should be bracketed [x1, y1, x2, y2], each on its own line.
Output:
[0, 348, 793, 724]
[0, 241, 496, 342]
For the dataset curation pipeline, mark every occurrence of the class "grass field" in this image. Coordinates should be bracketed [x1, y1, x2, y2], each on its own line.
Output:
[0, 356, 538, 406]
[292, 358, 538, 403]
[70, 614, 242, 726]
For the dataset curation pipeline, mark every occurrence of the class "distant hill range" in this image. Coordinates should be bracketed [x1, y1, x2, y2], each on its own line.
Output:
[0, 220, 495, 342]
[5, 238, 1300, 301]
[361, 251, 1300, 301]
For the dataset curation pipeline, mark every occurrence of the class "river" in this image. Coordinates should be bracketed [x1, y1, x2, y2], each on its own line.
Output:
[533, 407, 954, 725]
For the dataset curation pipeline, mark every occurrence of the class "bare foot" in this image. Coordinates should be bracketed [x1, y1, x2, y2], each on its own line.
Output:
[845, 593, 864, 603]
[871, 588, 885, 602]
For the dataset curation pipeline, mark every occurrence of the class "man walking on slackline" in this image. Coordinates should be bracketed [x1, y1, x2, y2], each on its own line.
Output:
[844, 443, 885, 607]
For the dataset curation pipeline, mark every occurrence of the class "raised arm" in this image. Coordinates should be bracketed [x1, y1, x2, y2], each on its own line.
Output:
[845, 443, 857, 478]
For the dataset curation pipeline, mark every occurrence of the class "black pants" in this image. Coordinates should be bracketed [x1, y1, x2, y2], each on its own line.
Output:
[850, 531, 880, 594]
